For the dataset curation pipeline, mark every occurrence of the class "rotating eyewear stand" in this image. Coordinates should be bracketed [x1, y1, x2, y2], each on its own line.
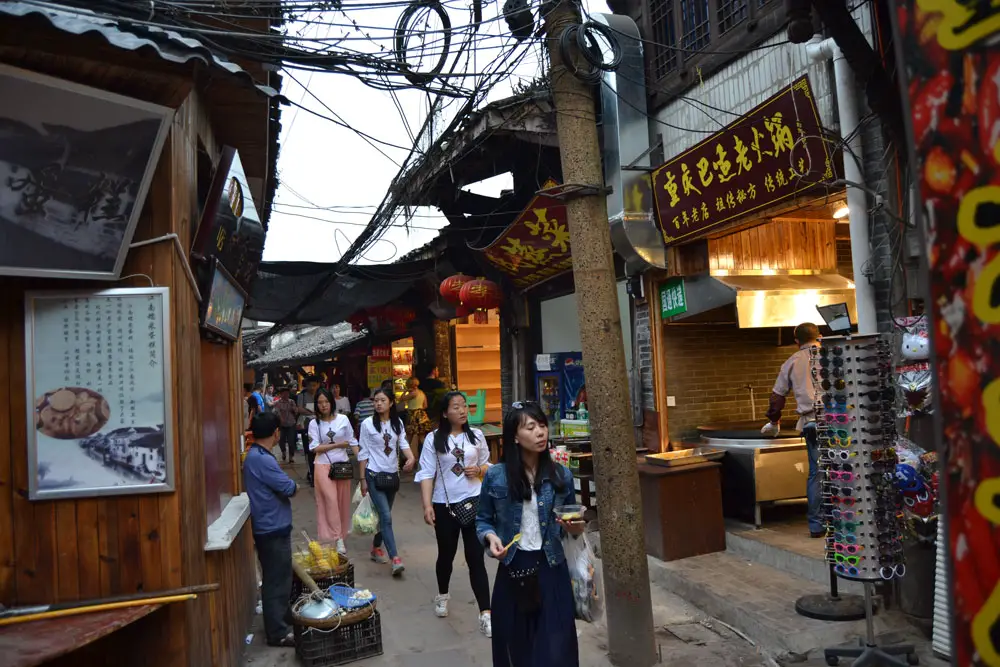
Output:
[822, 583, 917, 666]
[795, 564, 866, 621]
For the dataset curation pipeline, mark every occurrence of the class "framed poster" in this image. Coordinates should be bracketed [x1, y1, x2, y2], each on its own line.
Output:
[0, 63, 172, 279]
[202, 260, 247, 341]
[24, 287, 174, 500]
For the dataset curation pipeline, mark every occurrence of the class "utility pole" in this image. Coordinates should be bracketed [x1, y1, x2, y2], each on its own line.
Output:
[541, 2, 657, 665]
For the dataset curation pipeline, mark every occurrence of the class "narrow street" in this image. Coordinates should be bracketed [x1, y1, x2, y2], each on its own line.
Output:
[242, 460, 774, 667]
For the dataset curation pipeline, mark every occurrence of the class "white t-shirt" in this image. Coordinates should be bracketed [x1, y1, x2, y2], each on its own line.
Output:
[334, 396, 351, 415]
[519, 487, 543, 551]
[414, 429, 490, 504]
[357, 417, 410, 474]
[308, 414, 356, 464]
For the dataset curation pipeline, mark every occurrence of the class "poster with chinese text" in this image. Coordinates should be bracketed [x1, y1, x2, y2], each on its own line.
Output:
[24, 287, 174, 499]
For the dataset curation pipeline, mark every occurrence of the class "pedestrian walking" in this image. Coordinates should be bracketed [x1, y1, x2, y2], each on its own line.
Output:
[477, 401, 582, 667]
[358, 387, 416, 576]
[308, 387, 357, 556]
[332, 383, 352, 416]
[297, 376, 320, 486]
[354, 386, 376, 423]
[273, 386, 299, 463]
[415, 391, 493, 637]
[402, 377, 432, 454]
[761, 322, 823, 537]
[243, 412, 298, 648]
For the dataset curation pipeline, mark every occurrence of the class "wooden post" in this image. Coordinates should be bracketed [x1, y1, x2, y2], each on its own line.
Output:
[542, 3, 657, 664]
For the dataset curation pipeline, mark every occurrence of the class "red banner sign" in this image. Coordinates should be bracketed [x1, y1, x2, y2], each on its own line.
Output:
[897, 3, 1000, 665]
[651, 76, 835, 245]
[482, 180, 572, 288]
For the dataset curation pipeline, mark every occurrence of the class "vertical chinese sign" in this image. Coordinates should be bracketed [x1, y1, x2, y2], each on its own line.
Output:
[651, 76, 835, 245]
[896, 3, 1000, 664]
[24, 287, 174, 500]
[483, 180, 573, 288]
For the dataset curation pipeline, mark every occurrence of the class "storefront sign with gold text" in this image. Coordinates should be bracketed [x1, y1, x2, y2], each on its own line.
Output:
[652, 76, 834, 245]
[483, 180, 572, 288]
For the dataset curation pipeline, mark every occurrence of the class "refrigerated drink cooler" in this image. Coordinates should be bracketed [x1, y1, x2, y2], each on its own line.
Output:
[534, 353, 587, 426]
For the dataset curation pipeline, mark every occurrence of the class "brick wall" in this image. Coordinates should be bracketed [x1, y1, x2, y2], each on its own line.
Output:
[836, 238, 853, 279]
[662, 324, 802, 442]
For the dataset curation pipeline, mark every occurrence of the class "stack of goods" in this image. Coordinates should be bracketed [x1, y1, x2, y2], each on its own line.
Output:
[292, 585, 382, 667]
[811, 334, 908, 582]
[291, 533, 355, 602]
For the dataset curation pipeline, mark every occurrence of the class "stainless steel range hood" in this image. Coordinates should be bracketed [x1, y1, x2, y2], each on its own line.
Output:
[672, 273, 858, 329]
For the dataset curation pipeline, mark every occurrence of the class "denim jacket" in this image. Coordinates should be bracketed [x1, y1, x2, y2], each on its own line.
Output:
[476, 462, 576, 567]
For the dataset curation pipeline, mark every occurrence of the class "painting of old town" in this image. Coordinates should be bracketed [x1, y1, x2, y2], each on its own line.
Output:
[0, 64, 171, 279]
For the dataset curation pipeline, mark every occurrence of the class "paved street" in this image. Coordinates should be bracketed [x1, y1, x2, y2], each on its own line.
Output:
[242, 459, 774, 667]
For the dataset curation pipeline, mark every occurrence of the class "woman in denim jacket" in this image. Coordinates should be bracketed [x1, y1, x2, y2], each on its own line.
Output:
[476, 401, 583, 667]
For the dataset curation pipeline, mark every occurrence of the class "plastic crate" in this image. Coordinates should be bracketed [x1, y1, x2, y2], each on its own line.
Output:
[290, 563, 355, 603]
[294, 610, 383, 667]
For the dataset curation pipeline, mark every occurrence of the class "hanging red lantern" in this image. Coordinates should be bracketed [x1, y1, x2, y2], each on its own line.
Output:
[439, 274, 473, 304]
[459, 278, 501, 325]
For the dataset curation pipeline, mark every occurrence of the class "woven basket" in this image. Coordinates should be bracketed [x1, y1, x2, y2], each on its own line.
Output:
[291, 592, 377, 631]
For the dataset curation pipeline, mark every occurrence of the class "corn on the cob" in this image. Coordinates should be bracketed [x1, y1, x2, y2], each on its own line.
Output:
[308, 540, 331, 571]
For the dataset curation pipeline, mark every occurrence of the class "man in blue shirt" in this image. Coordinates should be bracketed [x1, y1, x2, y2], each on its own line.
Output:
[244, 412, 298, 647]
[251, 382, 267, 414]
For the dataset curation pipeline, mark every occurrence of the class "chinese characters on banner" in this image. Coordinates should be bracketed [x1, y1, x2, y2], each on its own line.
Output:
[652, 76, 835, 245]
[367, 356, 392, 390]
[659, 278, 687, 319]
[896, 3, 1000, 665]
[25, 288, 173, 499]
[483, 180, 573, 288]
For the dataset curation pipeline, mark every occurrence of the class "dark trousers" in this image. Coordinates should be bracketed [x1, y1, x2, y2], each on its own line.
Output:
[254, 531, 292, 644]
[301, 430, 315, 482]
[433, 503, 490, 611]
[278, 426, 297, 459]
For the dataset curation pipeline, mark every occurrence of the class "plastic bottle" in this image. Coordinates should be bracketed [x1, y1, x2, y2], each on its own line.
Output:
[577, 402, 589, 422]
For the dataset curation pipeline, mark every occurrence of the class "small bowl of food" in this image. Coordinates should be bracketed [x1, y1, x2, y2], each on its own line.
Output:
[554, 504, 586, 522]
[35, 387, 111, 439]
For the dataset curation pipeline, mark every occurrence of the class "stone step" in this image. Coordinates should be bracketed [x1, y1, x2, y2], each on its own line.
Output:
[646, 551, 914, 660]
[724, 528, 866, 595]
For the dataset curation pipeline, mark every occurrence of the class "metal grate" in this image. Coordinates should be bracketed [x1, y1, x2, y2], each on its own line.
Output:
[680, 0, 711, 58]
[718, 0, 748, 35]
[649, 0, 678, 79]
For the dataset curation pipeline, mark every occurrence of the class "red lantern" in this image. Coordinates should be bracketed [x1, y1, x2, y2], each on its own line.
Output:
[459, 278, 501, 324]
[439, 274, 473, 304]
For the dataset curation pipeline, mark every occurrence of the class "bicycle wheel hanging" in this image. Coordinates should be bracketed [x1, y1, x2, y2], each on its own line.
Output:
[394, 0, 453, 86]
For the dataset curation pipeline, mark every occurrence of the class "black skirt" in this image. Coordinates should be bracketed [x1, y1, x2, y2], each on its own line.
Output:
[491, 549, 580, 667]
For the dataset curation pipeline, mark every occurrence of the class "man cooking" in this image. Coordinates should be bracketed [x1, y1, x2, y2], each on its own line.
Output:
[761, 322, 824, 538]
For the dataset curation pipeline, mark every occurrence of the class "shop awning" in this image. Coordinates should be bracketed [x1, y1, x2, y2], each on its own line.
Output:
[246, 258, 447, 326]
[249, 323, 365, 369]
[672, 273, 857, 329]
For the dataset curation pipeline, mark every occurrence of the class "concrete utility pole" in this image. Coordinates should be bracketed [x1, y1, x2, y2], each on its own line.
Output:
[541, 3, 657, 665]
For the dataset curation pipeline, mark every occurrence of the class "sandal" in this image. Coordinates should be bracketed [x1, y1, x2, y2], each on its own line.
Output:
[267, 632, 295, 648]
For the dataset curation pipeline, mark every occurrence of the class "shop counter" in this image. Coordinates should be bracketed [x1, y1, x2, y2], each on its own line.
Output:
[637, 460, 726, 562]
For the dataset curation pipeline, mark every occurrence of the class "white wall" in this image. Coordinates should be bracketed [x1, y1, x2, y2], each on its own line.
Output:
[539, 281, 633, 368]
[653, 7, 874, 161]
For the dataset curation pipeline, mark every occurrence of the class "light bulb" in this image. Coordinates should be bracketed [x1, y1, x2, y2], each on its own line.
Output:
[833, 205, 850, 219]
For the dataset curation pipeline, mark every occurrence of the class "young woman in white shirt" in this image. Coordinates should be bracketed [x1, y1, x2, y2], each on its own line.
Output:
[415, 391, 493, 637]
[358, 388, 415, 576]
[308, 387, 358, 556]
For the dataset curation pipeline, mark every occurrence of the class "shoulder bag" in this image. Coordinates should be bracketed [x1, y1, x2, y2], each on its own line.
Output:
[319, 419, 354, 480]
[436, 434, 478, 526]
[373, 424, 401, 492]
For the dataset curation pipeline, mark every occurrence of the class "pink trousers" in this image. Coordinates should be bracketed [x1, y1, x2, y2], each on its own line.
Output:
[314, 465, 352, 542]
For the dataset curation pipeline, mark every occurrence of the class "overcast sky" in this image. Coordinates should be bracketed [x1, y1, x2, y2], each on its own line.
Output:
[262, 0, 608, 264]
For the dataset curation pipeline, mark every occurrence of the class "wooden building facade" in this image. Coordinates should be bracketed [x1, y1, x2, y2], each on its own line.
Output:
[0, 5, 280, 666]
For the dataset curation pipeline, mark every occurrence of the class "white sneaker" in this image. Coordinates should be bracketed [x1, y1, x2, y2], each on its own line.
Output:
[479, 610, 492, 638]
[336, 538, 346, 556]
[434, 593, 450, 618]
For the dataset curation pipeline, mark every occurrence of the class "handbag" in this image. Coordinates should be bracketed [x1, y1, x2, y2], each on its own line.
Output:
[435, 438, 479, 526]
[329, 462, 354, 480]
[372, 425, 401, 491]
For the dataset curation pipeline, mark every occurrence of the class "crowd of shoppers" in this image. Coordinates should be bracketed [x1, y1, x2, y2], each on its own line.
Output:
[243, 373, 584, 666]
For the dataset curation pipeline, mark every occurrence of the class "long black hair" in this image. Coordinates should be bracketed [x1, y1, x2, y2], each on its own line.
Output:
[370, 387, 403, 436]
[502, 402, 564, 501]
[433, 391, 476, 454]
[312, 387, 336, 429]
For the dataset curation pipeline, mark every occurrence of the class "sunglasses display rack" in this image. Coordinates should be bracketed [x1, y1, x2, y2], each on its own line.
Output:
[810, 334, 918, 667]
[810, 334, 907, 584]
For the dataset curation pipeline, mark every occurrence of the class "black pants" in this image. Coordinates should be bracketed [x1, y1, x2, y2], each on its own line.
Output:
[254, 531, 292, 644]
[278, 426, 297, 459]
[301, 430, 315, 482]
[433, 503, 490, 612]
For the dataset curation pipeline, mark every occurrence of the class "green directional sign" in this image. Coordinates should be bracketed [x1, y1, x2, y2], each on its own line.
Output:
[659, 278, 687, 319]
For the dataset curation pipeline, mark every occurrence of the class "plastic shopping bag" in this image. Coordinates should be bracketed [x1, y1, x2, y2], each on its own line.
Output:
[351, 494, 379, 535]
[352, 484, 363, 506]
[562, 532, 604, 622]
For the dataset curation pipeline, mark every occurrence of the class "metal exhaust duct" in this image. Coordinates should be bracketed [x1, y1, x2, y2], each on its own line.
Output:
[594, 13, 667, 274]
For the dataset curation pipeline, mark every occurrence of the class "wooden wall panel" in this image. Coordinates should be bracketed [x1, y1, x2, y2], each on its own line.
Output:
[0, 289, 14, 604]
[706, 220, 838, 273]
[202, 340, 235, 524]
[207, 525, 257, 667]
